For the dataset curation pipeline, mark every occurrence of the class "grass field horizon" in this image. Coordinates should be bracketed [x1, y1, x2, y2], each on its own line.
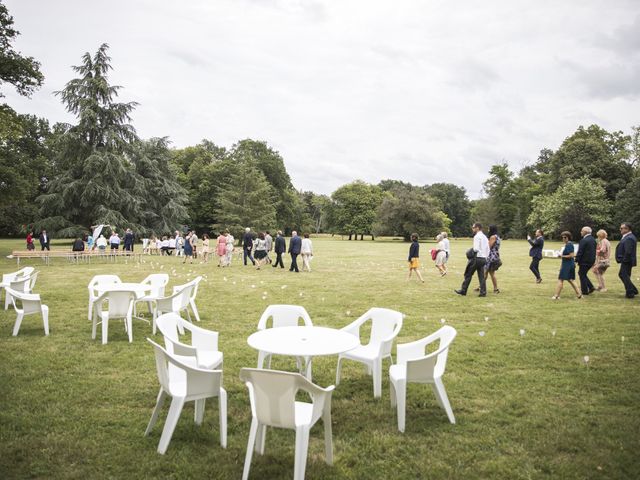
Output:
[1, 237, 638, 479]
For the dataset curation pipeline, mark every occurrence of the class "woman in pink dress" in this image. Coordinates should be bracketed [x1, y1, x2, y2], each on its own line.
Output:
[216, 232, 227, 266]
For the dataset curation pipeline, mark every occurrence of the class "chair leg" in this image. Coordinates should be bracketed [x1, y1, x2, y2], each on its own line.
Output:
[88, 300, 93, 321]
[5, 291, 11, 310]
[92, 312, 98, 340]
[256, 424, 267, 455]
[390, 379, 397, 407]
[219, 388, 227, 448]
[41, 305, 49, 336]
[152, 310, 158, 335]
[194, 399, 206, 425]
[335, 356, 343, 385]
[12, 311, 24, 336]
[190, 300, 201, 322]
[126, 314, 133, 343]
[157, 396, 185, 454]
[242, 418, 260, 480]
[257, 350, 266, 369]
[433, 378, 455, 424]
[373, 359, 382, 398]
[145, 389, 168, 436]
[294, 426, 310, 480]
[394, 379, 407, 432]
[101, 313, 109, 345]
[323, 408, 333, 466]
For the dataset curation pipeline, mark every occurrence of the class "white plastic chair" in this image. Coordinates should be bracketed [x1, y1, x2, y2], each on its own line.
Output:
[156, 312, 223, 370]
[256, 305, 313, 371]
[153, 284, 194, 335]
[335, 308, 404, 398]
[145, 339, 227, 454]
[240, 368, 334, 480]
[172, 276, 202, 323]
[92, 290, 136, 344]
[6, 287, 49, 336]
[4, 271, 38, 310]
[390, 326, 457, 431]
[87, 275, 122, 321]
[1, 267, 35, 303]
[136, 273, 169, 316]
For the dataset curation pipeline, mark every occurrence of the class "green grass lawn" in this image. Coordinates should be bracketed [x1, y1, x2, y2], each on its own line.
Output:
[0, 237, 638, 479]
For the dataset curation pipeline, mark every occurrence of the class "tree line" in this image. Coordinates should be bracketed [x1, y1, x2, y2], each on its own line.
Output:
[1, 3, 638, 241]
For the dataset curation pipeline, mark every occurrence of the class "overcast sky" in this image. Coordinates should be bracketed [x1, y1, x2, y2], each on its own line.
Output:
[4, 0, 639, 198]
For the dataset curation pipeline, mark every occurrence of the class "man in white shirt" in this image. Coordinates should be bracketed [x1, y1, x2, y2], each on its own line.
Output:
[455, 223, 489, 297]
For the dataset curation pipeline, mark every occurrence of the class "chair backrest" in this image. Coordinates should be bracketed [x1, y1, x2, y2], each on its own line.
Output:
[2, 267, 35, 284]
[365, 308, 403, 355]
[7, 288, 42, 315]
[156, 312, 182, 354]
[141, 273, 169, 298]
[9, 275, 32, 293]
[88, 275, 122, 294]
[148, 338, 221, 397]
[407, 326, 457, 382]
[104, 290, 135, 318]
[240, 368, 307, 429]
[177, 276, 202, 301]
[257, 305, 313, 330]
[28, 271, 39, 291]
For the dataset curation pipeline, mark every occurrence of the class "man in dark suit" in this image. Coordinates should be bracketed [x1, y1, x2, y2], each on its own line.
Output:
[527, 229, 544, 283]
[242, 227, 255, 266]
[123, 228, 134, 252]
[273, 230, 286, 269]
[615, 222, 638, 299]
[575, 226, 597, 295]
[288, 230, 301, 272]
[39, 229, 51, 251]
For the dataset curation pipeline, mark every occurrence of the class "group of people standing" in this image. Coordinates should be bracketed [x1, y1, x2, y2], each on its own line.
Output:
[25, 230, 51, 251]
[241, 228, 314, 273]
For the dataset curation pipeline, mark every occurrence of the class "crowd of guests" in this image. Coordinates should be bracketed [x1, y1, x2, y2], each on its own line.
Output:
[406, 221, 637, 300]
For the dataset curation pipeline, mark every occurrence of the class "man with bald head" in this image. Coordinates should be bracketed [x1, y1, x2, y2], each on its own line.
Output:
[575, 226, 597, 295]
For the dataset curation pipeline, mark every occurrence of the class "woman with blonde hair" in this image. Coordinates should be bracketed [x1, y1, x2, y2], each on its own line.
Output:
[434, 234, 447, 276]
[552, 231, 582, 299]
[201, 234, 210, 263]
[224, 230, 234, 266]
[592, 229, 611, 292]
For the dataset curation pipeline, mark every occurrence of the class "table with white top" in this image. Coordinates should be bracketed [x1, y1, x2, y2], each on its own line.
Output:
[247, 326, 359, 380]
[94, 282, 153, 298]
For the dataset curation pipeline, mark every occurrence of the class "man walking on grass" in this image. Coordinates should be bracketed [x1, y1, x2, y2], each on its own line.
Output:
[455, 222, 489, 297]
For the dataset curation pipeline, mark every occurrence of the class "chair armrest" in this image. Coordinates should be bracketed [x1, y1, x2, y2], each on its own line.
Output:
[156, 289, 182, 309]
[183, 322, 219, 351]
[168, 338, 199, 358]
[341, 317, 364, 337]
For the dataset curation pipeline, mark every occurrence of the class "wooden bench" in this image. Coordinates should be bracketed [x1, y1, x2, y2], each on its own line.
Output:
[7, 250, 144, 266]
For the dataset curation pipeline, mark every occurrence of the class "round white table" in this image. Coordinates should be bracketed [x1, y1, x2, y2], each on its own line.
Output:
[95, 282, 152, 298]
[247, 326, 359, 380]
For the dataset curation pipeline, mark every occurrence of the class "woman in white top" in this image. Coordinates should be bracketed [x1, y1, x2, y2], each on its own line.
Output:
[435, 234, 448, 276]
[441, 232, 450, 260]
[224, 230, 234, 266]
[253, 232, 268, 270]
[301, 233, 313, 272]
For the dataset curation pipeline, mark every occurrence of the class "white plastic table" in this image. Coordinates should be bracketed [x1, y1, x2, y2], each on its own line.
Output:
[247, 326, 359, 380]
[95, 282, 152, 299]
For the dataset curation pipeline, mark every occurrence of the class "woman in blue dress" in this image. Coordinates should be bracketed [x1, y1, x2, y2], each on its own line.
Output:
[552, 231, 582, 299]
[182, 231, 194, 264]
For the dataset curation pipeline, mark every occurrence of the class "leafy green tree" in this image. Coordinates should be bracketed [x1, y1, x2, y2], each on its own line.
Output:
[130, 137, 188, 234]
[0, 1, 44, 98]
[469, 198, 499, 233]
[424, 183, 471, 237]
[0, 111, 52, 235]
[299, 191, 331, 234]
[530, 125, 633, 201]
[527, 177, 612, 239]
[330, 181, 384, 240]
[374, 188, 450, 241]
[481, 163, 518, 236]
[613, 177, 640, 234]
[229, 139, 299, 228]
[38, 44, 139, 235]
[213, 161, 277, 237]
